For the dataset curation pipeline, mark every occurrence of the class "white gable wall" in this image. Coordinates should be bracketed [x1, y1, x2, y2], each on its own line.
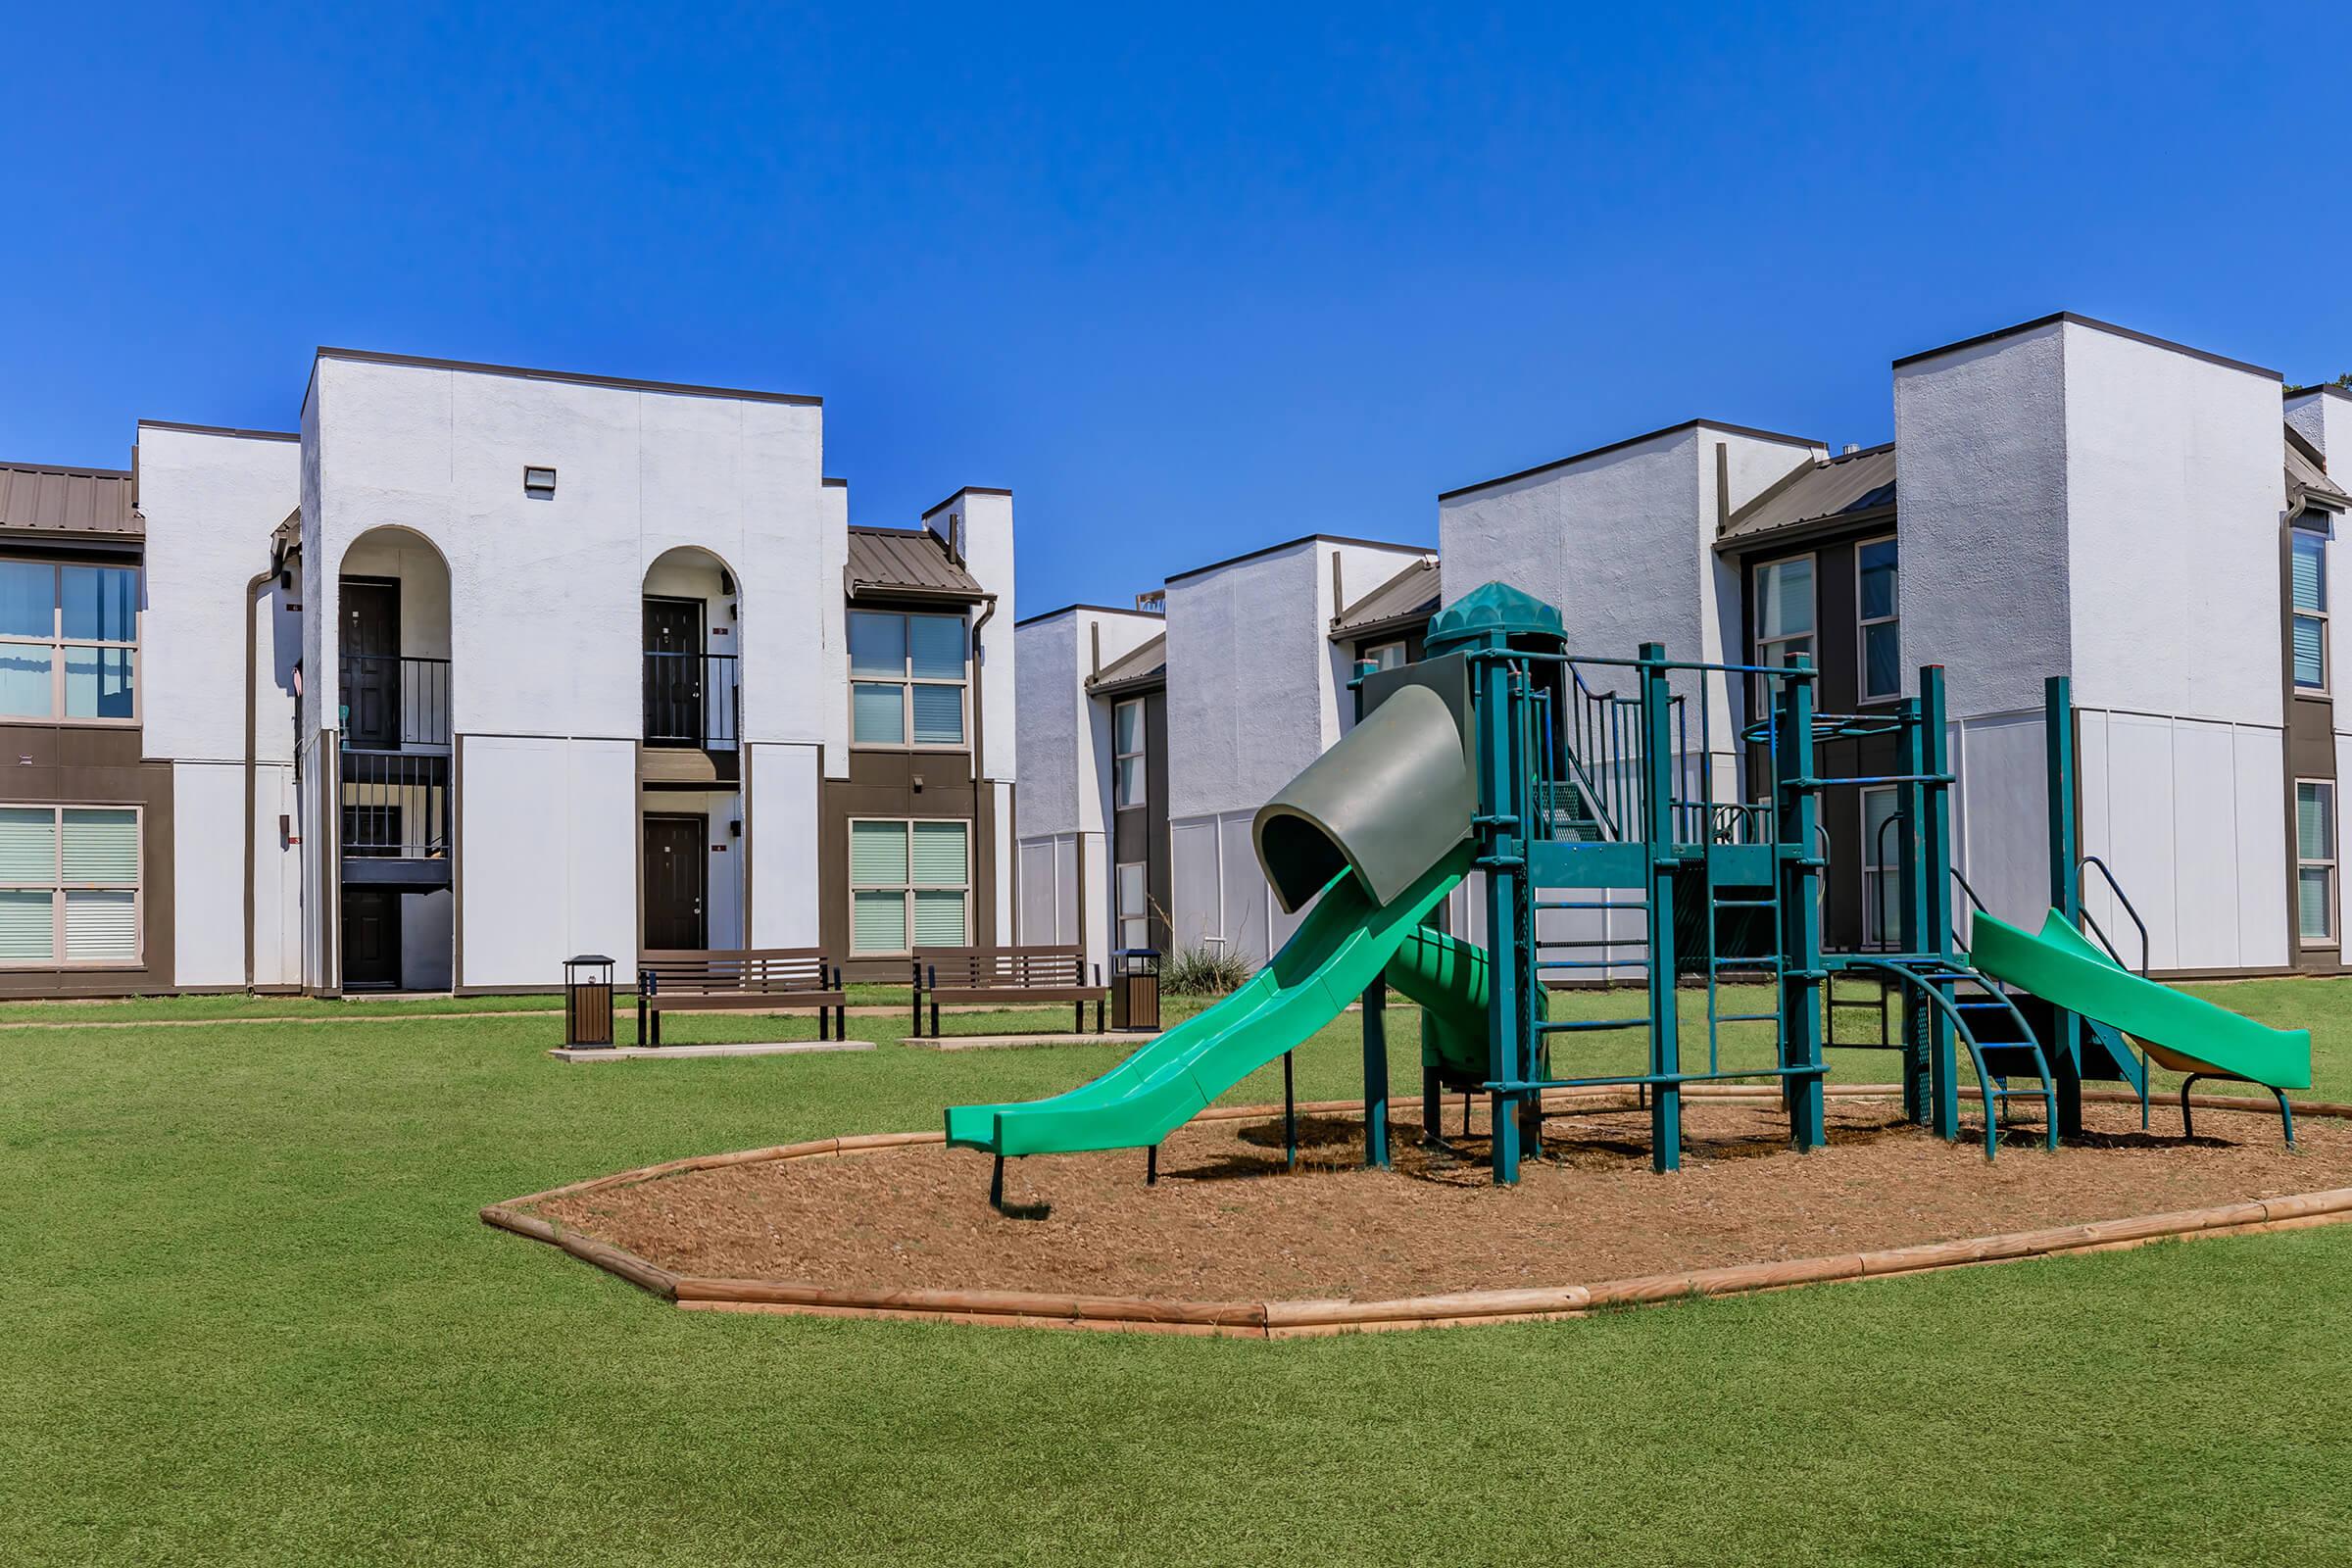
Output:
[1012, 605, 1160, 970]
[303, 355, 828, 988]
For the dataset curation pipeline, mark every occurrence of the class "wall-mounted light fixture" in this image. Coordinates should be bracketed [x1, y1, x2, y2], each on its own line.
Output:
[728, 818, 743, 839]
[523, 466, 558, 497]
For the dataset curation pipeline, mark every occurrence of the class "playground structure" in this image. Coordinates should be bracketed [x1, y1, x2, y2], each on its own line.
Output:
[947, 580, 2311, 1191]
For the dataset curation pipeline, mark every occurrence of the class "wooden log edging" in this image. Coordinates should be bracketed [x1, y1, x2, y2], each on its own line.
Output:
[479, 1089, 2352, 1339]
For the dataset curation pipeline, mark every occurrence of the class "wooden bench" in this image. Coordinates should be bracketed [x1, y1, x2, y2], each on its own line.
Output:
[911, 945, 1106, 1038]
[637, 948, 847, 1046]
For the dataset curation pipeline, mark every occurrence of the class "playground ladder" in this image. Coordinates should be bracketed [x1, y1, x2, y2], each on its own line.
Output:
[1850, 956, 2059, 1157]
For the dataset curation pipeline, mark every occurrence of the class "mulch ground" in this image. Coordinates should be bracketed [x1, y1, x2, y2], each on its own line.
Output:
[529, 1096, 2346, 1301]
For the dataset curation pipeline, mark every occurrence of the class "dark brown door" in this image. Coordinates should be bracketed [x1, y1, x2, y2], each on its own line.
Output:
[342, 579, 402, 749]
[643, 814, 709, 951]
[643, 598, 704, 746]
[342, 888, 402, 990]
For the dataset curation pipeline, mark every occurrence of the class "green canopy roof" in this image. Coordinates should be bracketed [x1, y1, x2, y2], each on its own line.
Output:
[1424, 580, 1563, 654]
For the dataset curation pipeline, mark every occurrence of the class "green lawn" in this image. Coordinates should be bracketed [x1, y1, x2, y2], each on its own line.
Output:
[7, 981, 2352, 1564]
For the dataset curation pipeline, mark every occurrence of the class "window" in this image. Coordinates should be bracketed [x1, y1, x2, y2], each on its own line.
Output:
[1116, 860, 1149, 951]
[1857, 536, 1899, 703]
[0, 806, 140, 965]
[1860, 786, 1903, 949]
[0, 560, 138, 721]
[1752, 555, 1815, 712]
[2293, 525, 2329, 693]
[2298, 780, 2335, 945]
[849, 818, 969, 954]
[1361, 641, 1409, 672]
[1111, 699, 1147, 808]
[849, 611, 967, 747]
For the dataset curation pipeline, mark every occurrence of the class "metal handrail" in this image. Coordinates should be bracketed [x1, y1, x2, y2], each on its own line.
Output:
[338, 655, 452, 749]
[2078, 855, 2149, 976]
[339, 749, 450, 857]
[1845, 956, 2058, 1157]
[643, 651, 741, 750]
[1860, 807, 1905, 952]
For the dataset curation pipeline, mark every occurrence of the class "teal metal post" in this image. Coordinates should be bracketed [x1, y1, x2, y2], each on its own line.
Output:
[1350, 656, 1395, 1169]
[1477, 646, 1529, 1184]
[1640, 643, 1682, 1173]
[2044, 674, 2084, 1140]
[1362, 977, 1391, 1167]
[1774, 657, 1826, 1151]
[1920, 665, 1960, 1141]
[1894, 696, 1931, 1124]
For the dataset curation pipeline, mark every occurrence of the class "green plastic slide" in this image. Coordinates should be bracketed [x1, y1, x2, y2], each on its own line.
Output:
[945, 846, 1480, 1157]
[1971, 907, 2311, 1091]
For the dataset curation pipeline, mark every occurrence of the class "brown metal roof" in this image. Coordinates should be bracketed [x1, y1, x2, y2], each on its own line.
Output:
[0, 460, 139, 536]
[2287, 426, 2352, 513]
[1719, 443, 1895, 547]
[846, 525, 984, 600]
[1088, 631, 1166, 693]
[1331, 557, 1440, 637]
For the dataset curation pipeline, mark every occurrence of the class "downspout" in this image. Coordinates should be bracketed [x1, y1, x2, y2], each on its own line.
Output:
[242, 548, 284, 990]
[969, 592, 1000, 940]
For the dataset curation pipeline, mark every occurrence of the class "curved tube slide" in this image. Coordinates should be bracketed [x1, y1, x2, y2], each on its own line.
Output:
[948, 678, 1485, 1160]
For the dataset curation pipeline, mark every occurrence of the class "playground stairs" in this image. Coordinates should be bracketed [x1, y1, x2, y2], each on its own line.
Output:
[2004, 993, 2148, 1098]
[1833, 954, 2060, 1152]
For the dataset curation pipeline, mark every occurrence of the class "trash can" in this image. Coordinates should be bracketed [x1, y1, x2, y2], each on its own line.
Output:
[564, 954, 615, 1048]
[1110, 948, 1160, 1032]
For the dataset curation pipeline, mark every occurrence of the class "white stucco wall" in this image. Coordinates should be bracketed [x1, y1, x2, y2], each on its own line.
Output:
[819, 482, 851, 780]
[748, 742, 820, 947]
[1011, 606, 1161, 972]
[1892, 321, 2073, 722]
[136, 425, 302, 765]
[1902, 318, 2291, 970]
[302, 355, 828, 747]
[302, 354, 830, 987]
[459, 734, 636, 985]
[2062, 325, 2283, 726]
[927, 489, 1017, 786]
[1438, 423, 1815, 667]
[1158, 538, 1423, 963]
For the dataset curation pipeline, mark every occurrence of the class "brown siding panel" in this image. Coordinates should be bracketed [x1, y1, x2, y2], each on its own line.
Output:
[0, 724, 174, 997]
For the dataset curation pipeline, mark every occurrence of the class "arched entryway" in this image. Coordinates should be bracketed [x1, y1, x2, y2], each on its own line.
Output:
[639, 547, 744, 953]
[334, 526, 454, 992]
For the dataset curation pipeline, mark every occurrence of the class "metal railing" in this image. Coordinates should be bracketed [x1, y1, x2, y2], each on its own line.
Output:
[340, 750, 450, 858]
[2079, 855, 2149, 975]
[643, 652, 740, 750]
[339, 656, 451, 749]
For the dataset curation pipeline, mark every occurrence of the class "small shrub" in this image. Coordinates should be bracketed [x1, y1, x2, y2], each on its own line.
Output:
[1163, 945, 1252, 997]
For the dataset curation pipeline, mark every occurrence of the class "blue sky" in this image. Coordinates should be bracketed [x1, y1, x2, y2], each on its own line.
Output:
[7, 2, 2348, 611]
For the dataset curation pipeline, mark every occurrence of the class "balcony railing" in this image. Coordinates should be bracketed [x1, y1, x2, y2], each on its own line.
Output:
[340, 750, 450, 858]
[643, 652, 739, 750]
[340, 656, 452, 750]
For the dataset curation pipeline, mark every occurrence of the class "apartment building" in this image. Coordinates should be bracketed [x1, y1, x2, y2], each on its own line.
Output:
[2, 346, 1014, 997]
[1443, 312, 2348, 979]
[1015, 537, 1439, 973]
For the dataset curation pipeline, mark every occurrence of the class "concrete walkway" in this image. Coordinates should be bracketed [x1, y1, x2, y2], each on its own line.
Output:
[906, 1030, 1161, 1051]
[550, 1040, 877, 1062]
[0, 1008, 564, 1032]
